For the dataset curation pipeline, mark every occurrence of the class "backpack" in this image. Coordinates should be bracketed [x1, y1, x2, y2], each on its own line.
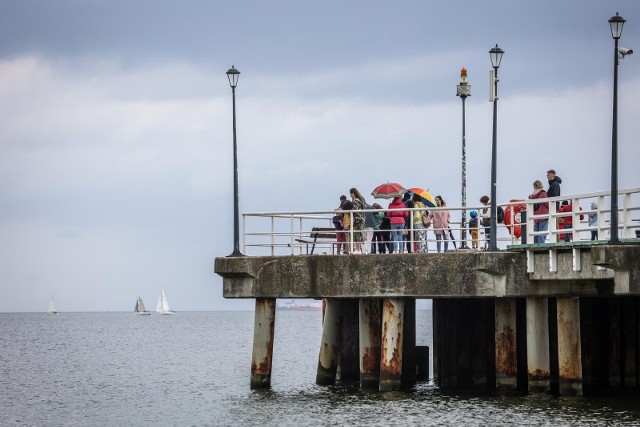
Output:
[497, 206, 505, 223]
[332, 215, 344, 230]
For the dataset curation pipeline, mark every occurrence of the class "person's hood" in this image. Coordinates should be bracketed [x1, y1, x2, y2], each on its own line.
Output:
[550, 176, 562, 184]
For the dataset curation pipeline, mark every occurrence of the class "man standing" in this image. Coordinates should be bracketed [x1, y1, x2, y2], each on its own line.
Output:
[546, 169, 562, 200]
[546, 170, 563, 240]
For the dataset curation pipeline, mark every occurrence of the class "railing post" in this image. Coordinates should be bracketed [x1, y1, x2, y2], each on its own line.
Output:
[271, 216, 275, 256]
[521, 211, 527, 245]
[549, 202, 558, 243]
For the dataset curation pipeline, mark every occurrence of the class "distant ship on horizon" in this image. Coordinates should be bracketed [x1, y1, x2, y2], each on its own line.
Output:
[277, 300, 322, 312]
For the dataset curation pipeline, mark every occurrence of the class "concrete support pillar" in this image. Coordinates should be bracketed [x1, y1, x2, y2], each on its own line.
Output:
[316, 299, 343, 386]
[556, 297, 583, 396]
[250, 298, 276, 389]
[379, 298, 404, 391]
[401, 298, 417, 389]
[621, 298, 638, 388]
[609, 298, 622, 388]
[359, 298, 381, 388]
[526, 297, 550, 392]
[495, 298, 518, 390]
[340, 299, 360, 383]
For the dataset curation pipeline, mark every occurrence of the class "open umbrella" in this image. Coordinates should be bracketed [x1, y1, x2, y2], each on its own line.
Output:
[371, 182, 406, 199]
[407, 187, 437, 208]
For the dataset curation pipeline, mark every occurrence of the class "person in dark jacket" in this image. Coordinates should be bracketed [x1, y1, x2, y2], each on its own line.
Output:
[546, 170, 562, 204]
[546, 169, 563, 233]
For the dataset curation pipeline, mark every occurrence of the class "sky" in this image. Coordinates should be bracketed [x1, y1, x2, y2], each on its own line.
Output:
[1, 1, 639, 312]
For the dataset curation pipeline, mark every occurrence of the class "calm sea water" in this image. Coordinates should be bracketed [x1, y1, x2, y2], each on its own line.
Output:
[1, 310, 639, 426]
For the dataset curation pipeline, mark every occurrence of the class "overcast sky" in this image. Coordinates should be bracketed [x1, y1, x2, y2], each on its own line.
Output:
[1, 1, 639, 312]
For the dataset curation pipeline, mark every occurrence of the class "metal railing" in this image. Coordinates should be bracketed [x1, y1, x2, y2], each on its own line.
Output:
[240, 187, 640, 256]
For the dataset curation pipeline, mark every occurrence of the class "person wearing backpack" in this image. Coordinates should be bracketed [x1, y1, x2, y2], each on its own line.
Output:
[371, 203, 386, 254]
[469, 210, 479, 250]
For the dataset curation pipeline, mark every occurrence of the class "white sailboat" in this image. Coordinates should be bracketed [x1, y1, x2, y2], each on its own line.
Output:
[48, 296, 58, 315]
[156, 289, 175, 315]
[134, 296, 151, 315]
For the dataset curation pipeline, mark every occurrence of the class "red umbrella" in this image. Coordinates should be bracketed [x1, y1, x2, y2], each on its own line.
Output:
[371, 182, 406, 199]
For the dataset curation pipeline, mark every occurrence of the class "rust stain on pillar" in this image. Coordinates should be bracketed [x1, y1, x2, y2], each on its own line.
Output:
[250, 298, 276, 389]
[359, 298, 381, 388]
[496, 325, 517, 376]
[380, 298, 403, 391]
[557, 297, 582, 395]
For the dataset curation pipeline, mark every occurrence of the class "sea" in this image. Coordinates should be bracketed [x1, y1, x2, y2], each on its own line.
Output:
[1, 310, 639, 426]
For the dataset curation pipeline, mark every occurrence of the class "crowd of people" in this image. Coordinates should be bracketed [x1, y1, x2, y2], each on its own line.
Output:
[331, 169, 605, 254]
[332, 187, 453, 254]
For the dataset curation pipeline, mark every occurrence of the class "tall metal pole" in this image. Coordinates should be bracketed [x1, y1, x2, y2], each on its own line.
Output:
[226, 65, 242, 257]
[456, 68, 471, 249]
[608, 12, 626, 244]
[489, 66, 498, 251]
[231, 84, 242, 256]
[610, 36, 620, 244]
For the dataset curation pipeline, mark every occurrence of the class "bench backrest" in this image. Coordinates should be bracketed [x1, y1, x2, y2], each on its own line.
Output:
[310, 227, 336, 240]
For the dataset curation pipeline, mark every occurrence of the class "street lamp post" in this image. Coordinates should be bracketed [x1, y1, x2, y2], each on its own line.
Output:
[226, 66, 242, 256]
[488, 44, 504, 251]
[456, 68, 471, 249]
[608, 12, 626, 244]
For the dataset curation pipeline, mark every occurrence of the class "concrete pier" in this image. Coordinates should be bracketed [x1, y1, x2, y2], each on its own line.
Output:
[214, 243, 640, 395]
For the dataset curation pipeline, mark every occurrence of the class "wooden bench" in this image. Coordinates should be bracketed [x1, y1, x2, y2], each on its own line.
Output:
[295, 227, 337, 254]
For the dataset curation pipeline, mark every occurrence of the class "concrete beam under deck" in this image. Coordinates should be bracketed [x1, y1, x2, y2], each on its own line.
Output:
[215, 245, 640, 299]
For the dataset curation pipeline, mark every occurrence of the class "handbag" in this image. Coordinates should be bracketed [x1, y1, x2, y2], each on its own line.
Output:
[422, 213, 431, 228]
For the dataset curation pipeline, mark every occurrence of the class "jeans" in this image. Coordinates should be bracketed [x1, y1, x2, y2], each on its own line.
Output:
[591, 230, 598, 241]
[563, 223, 572, 242]
[390, 223, 404, 253]
[435, 233, 449, 253]
[534, 220, 548, 244]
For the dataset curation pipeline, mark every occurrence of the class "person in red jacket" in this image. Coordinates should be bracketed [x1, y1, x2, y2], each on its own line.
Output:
[387, 196, 408, 254]
[529, 180, 549, 244]
[559, 200, 583, 242]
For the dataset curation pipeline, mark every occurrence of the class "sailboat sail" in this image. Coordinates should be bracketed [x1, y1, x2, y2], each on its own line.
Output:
[156, 289, 175, 315]
[134, 296, 151, 315]
[48, 296, 58, 315]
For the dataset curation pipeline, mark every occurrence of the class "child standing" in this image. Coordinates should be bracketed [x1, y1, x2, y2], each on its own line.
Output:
[469, 210, 479, 249]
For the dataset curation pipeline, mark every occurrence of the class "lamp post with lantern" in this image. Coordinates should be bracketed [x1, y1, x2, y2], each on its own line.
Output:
[456, 68, 471, 249]
[488, 45, 504, 251]
[608, 13, 626, 244]
[226, 66, 242, 256]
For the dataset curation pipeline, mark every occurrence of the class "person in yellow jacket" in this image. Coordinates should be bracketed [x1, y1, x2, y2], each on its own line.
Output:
[411, 193, 428, 253]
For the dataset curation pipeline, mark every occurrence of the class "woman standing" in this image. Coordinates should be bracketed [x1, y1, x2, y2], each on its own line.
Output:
[479, 195, 491, 250]
[387, 196, 408, 254]
[349, 187, 366, 253]
[411, 193, 428, 253]
[528, 180, 549, 244]
[430, 195, 450, 253]
[341, 200, 354, 253]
